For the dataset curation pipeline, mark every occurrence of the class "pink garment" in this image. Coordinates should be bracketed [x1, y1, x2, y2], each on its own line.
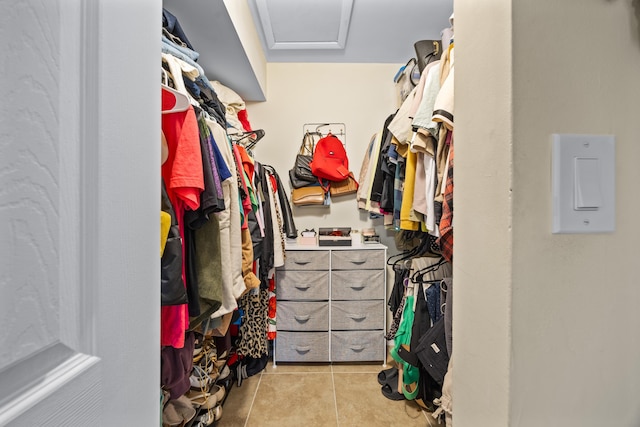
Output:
[160, 198, 190, 348]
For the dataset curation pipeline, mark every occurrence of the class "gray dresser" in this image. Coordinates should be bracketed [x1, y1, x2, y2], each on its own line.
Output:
[274, 243, 387, 363]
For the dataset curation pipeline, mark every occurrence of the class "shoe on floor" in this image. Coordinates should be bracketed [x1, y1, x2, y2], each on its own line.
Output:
[193, 405, 222, 426]
[216, 364, 231, 382]
[172, 395, 196, 421]
[381, 383, 405, 401]
[190, 365, 213, 390]
[162, 401, 182, 427]
[162, 395, 196, 427]
[185, 389, 218, 410]
[377, 366, 398, 386]
[208, 384, 225, 403]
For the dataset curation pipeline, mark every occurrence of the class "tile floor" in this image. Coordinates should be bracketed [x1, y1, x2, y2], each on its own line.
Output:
[217, 361, 443, 427]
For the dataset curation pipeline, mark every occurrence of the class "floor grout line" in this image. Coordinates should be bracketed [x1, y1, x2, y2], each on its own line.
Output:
[243, 371, 264, 427]
[237, 365, 431, 426]
[330, 365, 340, 427]
[423, 408, 433, 426]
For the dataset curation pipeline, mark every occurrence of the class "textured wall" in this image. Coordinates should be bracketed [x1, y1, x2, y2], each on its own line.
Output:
[0, 0, 60, 371]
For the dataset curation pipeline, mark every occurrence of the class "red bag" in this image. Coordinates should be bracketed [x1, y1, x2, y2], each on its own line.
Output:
[310, 134, 350, 182]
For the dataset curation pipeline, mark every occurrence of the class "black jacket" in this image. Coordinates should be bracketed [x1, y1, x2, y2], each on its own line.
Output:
[265, 166, 297, 239]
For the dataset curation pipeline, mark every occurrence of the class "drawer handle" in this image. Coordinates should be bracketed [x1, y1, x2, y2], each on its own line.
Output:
[294, 284, 311, 290]
[349, 285, 365, 291]
[349, 259, 367, 265]
[293, 260, 311, 265]
[350, 345, 365, 352]
[348, 314, 367, 321]
[294, 346, 311, 353]
[294, 314, 311, 323]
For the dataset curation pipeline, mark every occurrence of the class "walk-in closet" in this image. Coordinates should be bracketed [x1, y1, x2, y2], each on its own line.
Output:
[3, 1, 639, 426]
[159, 2, 454, 425]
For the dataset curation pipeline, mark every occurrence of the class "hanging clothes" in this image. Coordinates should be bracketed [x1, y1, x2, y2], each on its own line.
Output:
[211, 80, 253, 134]
[159, 15, 299, 421]
[255, 164, 275, 287]
[438, 138, 454, 263]
[208, 118, 245, 306]
[161, 104, 204, 349]
[182, 112, 228, 320]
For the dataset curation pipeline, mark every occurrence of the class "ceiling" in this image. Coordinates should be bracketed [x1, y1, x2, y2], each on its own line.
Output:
[247, 0, 453, 64]
[162, 0, 453, 101]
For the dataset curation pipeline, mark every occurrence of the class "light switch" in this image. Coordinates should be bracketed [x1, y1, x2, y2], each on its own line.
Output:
[552, 134, 615, 233]
[574, 157, 602, 210]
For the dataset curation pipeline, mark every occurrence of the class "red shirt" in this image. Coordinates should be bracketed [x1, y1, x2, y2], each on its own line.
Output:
[161, 106, 204, 348]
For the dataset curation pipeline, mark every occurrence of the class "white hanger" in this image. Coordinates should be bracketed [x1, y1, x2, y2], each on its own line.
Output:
[162, 84, 190, 114]
[161, 69, 189, 114]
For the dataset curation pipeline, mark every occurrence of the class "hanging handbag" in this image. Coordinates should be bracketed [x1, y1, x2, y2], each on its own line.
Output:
[161, 183, 188, 306]
[414, 40, 443, 73]
[291, 132, 317, 183]
[289, 169, 313, 189]
[291, 185, 325, 207]
[329, 173, 359, 197]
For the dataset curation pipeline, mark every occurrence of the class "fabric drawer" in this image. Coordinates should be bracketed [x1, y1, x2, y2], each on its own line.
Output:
[331, 330, 385, 362]
[331, 250, 385, 270]
[331, 270, 384, 300]
[279, 250, 329, 271]
[276, 332, 329, 362]
[276, 270, 329, 300]
[331, 300, 384, 330]
[277, 301, 329, 331]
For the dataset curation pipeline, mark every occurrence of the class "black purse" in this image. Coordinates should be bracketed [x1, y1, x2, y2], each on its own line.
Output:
[414, 40, 442, 74]
[291, 132, 317, 184]
[161, 183, 188, 306]
[289, 169, 312, 189]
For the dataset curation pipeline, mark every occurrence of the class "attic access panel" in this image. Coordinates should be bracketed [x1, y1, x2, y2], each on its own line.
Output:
[255, 0, 353, 49]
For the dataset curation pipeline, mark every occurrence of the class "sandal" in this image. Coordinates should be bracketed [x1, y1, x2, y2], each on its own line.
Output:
[216, 364, 231, 382]
[377, 367, 398, 386]
[381, 383, 405, 401]
[190, 365, 214, 390]
[207, 384, 226, 403]
[193, 405, 222, 426]
[185, 390, 218, 410]
[193, 338, 217, 365]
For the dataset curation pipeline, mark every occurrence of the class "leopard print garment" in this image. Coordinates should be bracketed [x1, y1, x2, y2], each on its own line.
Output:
[236, 287, 269, 358]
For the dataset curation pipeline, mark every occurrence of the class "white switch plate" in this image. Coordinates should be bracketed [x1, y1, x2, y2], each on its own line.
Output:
[552, 134, 615, 233]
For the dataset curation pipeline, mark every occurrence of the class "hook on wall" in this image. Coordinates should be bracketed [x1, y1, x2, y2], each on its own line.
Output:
[303, 122, 346, 145]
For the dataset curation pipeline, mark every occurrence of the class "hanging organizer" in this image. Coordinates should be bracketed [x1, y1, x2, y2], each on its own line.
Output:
[302, 123, 346, 146]
[291, 123, 347, 209]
